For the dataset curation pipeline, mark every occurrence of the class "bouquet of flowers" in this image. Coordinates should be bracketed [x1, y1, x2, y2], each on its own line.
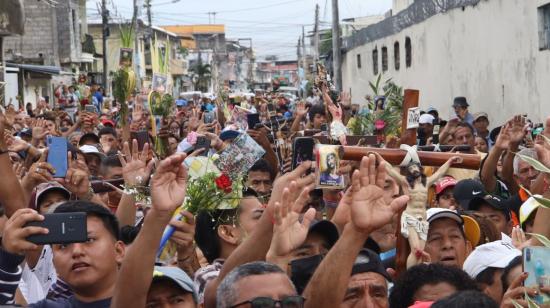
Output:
[184, 172, 243, 215]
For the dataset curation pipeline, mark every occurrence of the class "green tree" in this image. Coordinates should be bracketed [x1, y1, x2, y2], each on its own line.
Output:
[190, 63, 211, 93]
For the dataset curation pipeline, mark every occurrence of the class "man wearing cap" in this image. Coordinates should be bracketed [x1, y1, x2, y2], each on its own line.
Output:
[78, 132, 100, 147]
[418, 113, 435, 146]
[98, 127, 119, 155]
[433, 177, 458, 209]
[452, 179, 486, 210]
[147, 266, 198, 308]
[473, 112, 491, 145]
[341, 249, 393, 308]
[79, 144, 105, 177]
[468, 193, 513, 236]
[452, 97, 474, 125]
[423, 208, 479, 267]
[462, 237, 521, 304]
[519, 196, 541, 234]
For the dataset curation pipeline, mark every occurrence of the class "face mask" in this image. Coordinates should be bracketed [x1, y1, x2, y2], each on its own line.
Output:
[289, 254, 324, 294]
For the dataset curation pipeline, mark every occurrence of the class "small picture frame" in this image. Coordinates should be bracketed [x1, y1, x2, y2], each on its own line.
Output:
[315, 144, 345, 189]
[119, 48, 134, 67]
[152, 74, 167, 93]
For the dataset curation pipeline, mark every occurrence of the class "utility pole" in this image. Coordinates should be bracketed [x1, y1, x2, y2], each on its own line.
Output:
[314, 4, 320, 62]
[297, 37, 302, 95]
[301, 26, 306, 76]
[101, 0, 109, 91]
[146, 0, 153, 29]
[133, 0, 141, 91]
[331, 0, 342, 92]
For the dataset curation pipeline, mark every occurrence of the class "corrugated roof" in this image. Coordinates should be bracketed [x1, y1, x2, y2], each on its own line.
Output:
[161, 25, 225, 36]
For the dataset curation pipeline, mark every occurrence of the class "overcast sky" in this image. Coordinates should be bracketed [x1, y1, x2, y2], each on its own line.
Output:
[87, 0, 392, 59]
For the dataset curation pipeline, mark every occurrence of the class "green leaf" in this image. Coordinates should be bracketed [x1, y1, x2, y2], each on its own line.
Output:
[533, 195, 550, 209]
[526, 233, 550, 248]
[511, 300, 524, 308]
[515, 152, 550, 173]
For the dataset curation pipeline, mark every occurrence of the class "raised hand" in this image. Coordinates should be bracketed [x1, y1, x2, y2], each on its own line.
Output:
[508, 115, 528, 145]
[21, 152, 55, 189]
[331, 187, 352, 231]
[1, 208, 49, 255]
[349, 154, 409, 233]
[150, 153, 188, 217]
[169, 210, 196, 258]
[500, 272, 538, 308]
[269, 161, 315, 208]
[60, 152, 91, 199]
[12, 162, 27, 180]
[119, 140, 155, 187]
[295, 101, 309, 119]
[31, 118, 49, 143]
[340, 91, 352, 108]
[267, 183, 315, 263]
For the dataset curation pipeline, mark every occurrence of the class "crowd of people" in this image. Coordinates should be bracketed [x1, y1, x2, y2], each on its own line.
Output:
[0, 83, 549, 308]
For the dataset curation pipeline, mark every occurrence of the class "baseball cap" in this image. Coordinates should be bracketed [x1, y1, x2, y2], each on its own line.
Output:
[452, 179, 486, 209]
[489, 126, 502, 144]
[434, 176, 457, 195]
[426, 106, 438, 114]
[308, 220, 339, 249]
[519, 196, 541, 227]
[419, 114, 435, 125]
[351, 249, 392, 282]
[18, 128, 33, 138]
[34, 182, 71, 211]
[79, 145, 106, 160]
[220, 130, 241, 141]
[78, 132, 100, 146]
[176, 99, 188, 107]
[153, 266, 197, 302]
[453, 97, 469, 107]
[462, 235, 521, 278]
[468, 193, 511, 220]
[473, 112, 489, 122]
[427, 208, 481, 247]
[101, 119, 116, 127]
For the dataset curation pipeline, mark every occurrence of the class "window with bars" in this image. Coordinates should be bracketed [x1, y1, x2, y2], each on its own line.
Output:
[394, 41, 400, 70]
[373, 48, 379, 75]
[539, 4, 550, 50]
[405, 37, 412, 67]
[382, 46, 388, 72]
[357, 54, 362, 69]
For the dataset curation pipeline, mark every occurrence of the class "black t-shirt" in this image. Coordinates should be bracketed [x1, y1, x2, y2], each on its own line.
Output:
[30, 296, 111, 308]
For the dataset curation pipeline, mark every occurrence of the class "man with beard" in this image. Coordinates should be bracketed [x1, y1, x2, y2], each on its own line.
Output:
[320, 152, 342, 186]
[380, 154, 462, 268]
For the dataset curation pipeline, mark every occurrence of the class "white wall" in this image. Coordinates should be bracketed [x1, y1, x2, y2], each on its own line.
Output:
[342, 0, 550, 126]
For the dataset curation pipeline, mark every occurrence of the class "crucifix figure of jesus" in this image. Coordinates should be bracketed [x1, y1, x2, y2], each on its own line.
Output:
[377, 152, 462, 268]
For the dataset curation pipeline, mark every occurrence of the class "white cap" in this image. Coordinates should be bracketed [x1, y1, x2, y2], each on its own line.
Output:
[79, 145, 105, 158]
[462, 235, 521, 278]
[419, 113, 435, 125]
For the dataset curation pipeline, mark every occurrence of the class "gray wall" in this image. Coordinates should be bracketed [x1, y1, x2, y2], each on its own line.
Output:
[342, 0, 550, 125]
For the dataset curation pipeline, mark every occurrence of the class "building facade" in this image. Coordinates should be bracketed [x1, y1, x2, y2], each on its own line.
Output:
[341, 0, 550, 124]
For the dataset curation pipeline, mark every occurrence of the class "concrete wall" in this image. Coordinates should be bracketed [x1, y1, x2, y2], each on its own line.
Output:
[342, 0, 550, 125]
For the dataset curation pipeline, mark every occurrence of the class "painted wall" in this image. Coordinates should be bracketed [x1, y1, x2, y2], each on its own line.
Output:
[342, 0, 550, 125]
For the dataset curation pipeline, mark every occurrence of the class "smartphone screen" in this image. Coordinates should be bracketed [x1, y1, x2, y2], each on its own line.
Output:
[26, 212, 87, 245]
[523, 247, 550, 305]
[131, 131, 150, 151]
[195, 136, 211, 156]
[292, 137, 315, 170]
[247, 113, 260, 130]
[85, 105, 97, 114]
[203, 111, 215, 124]
[47, 136, 68, 178]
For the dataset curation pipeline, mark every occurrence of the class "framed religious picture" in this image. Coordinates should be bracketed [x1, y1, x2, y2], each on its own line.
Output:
[119, 48, 134, 67]
[315, 144, 345, 189]
[152, 74, 167, 93]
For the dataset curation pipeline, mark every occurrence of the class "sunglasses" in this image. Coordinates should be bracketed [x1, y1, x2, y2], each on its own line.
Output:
[230, 296, 305, 308]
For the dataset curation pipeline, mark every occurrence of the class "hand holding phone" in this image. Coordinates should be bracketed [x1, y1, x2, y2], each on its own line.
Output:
[292, 137, 315, 170]
[195, 136, 211, 157]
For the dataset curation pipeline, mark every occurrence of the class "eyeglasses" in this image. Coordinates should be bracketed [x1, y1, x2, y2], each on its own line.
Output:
[230, 296, 305, 308]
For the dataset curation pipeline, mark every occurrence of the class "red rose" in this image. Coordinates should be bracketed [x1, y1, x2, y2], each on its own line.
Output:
[215, 174, 232, 193]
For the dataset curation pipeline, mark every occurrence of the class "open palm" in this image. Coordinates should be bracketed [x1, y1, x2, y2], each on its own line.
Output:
[350, 155, 409, 233]
[268, 186, 315, 258]
[150, 154, 188, 215]
[119, 140, 154, 186]
[508, 115, 527, 144]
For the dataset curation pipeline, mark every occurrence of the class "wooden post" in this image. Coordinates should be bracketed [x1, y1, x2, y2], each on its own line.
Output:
[400, 89, 419, 146]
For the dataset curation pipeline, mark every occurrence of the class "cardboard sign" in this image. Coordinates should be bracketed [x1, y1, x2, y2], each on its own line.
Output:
[406, 107, 421, 129]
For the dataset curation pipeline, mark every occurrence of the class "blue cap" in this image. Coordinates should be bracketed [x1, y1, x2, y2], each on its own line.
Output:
[220, 130, 240, 141]
[176, 99, 188, 107]
[153, 266, 197, 302]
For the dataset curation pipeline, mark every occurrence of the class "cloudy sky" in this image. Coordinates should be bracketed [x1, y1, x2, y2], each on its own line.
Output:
[87, 0, 392, 59]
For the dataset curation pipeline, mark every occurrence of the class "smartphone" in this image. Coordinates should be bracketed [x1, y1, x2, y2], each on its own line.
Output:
[247, 113, 260, 130]
[131, 131, 150, 151]
[203, 111, 215, 124]
[195, 136, 211, 156]
[320, 123, 328, 132]
[267, 103, 276, 116]
[523, 247, 550, 305]
[47, 136, 68, 178]
[26, 212, 87, 245]
[85, 105, 97, 114]
[91, 178, 125, 193]
[292, 137, 315, 170]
